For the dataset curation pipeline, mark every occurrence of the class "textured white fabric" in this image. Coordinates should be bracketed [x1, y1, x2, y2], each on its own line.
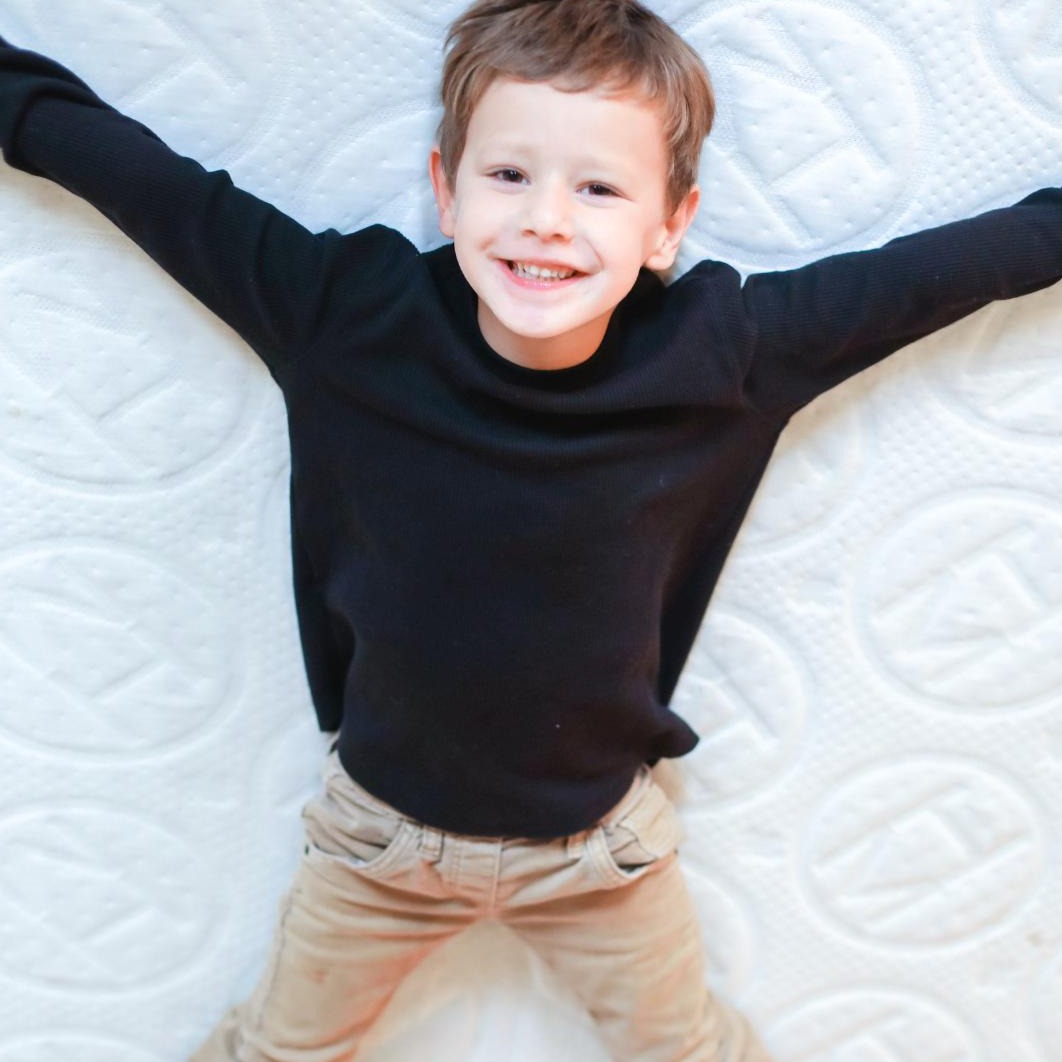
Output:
[0, 2, 1059, 1060]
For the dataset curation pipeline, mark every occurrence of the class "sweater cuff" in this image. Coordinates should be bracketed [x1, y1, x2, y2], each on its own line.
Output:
[0, 37, 106, 178]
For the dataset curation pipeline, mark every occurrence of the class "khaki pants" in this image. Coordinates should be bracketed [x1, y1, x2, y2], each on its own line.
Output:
[191, 752, 770, 1062]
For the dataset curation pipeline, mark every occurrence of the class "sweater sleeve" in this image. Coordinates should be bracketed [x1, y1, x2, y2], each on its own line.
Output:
[0, 36, 384, 379]
[736, 188, 1062, 415]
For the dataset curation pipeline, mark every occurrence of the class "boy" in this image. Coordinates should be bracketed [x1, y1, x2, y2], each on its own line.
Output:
[0, 1, 1059, 1060]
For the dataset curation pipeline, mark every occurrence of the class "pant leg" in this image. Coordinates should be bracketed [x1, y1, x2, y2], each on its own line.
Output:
[189, 754, 472, 1062]
[501, 771, 772, 1062]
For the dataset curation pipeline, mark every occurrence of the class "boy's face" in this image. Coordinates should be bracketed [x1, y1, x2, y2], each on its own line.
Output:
[430, 79, 700, 371]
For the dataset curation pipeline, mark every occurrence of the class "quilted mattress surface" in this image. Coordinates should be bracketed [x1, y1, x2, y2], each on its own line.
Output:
[0, 1, 1060, 1059]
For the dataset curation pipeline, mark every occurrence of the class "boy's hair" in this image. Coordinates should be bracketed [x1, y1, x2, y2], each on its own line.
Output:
[438, 0, 715, 213]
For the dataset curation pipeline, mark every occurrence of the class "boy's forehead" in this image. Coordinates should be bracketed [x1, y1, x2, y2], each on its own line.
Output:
[449, 79, 673, 197]
[468, 77, 666, 142]
[476, 74, 661, 113]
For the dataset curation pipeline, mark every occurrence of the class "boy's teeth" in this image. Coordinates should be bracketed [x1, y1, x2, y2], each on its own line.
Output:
[511, 262, 576, 281]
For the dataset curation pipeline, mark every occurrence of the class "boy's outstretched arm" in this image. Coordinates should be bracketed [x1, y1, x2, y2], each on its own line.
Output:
[731, 188, 1062, 415]
[0, 36, 398, 379]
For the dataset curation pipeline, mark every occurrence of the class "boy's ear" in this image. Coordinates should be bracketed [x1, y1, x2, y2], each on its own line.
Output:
[429, 147, 457, 238]
[645, 185, 701, 272]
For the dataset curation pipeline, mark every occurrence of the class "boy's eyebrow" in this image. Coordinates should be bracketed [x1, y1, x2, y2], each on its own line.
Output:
[471, 138, 641, 177]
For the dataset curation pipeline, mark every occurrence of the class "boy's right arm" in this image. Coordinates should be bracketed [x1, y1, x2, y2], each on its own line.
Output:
[0, 36, 394, 377]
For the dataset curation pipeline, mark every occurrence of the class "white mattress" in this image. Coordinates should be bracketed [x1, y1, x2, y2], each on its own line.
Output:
[0, 1, 1060, 1059]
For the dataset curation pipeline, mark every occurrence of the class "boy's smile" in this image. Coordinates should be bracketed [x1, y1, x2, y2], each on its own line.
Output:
[431, 79, 699, 371]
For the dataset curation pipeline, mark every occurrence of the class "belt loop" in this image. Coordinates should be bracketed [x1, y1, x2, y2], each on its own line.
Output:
[565, 830, 586, 860]
[419, 825, 444, 863]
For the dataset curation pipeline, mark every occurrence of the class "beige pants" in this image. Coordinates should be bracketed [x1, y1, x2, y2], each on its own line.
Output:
[191, 752, 770, 1062]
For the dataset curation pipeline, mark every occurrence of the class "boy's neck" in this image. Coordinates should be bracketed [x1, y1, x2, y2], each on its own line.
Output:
[476, 299, 611, 371]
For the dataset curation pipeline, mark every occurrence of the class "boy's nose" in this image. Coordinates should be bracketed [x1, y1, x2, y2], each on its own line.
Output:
[522, 182, 574, 240]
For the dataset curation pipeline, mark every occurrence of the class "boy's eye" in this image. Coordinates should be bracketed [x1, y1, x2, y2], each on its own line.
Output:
[584, 183, 617, 197]
[491, 169, 525, 184]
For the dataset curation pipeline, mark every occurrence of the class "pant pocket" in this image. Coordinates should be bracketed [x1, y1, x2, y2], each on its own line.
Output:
[591, 775, 684, 887]
[300, 754, 416, 881]
[301, 819, 417, 883]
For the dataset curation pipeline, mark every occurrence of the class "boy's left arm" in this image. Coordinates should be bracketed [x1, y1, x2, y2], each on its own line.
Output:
[735, 187, 1062, 415]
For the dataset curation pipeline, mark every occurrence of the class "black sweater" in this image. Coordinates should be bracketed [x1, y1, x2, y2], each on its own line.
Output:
[2, 40, 1060, 836]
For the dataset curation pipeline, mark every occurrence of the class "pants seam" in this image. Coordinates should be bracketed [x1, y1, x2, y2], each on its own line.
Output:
[238, 885, 297, 1057]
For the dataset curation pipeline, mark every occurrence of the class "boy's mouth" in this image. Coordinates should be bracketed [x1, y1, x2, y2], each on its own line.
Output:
[507, 261, 580, 282]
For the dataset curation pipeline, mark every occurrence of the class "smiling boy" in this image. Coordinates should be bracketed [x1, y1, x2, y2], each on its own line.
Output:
[0, 0, 1060, 1060]
[430, 78, 699, 369]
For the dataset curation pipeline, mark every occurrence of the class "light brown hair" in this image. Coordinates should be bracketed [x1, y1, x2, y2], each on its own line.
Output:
[438, 0, 715, 212]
